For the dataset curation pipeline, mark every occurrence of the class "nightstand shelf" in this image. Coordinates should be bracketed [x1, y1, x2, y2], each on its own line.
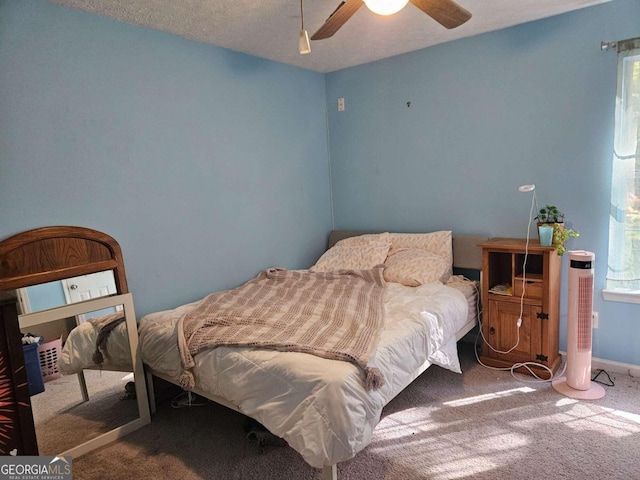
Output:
[478, 238, 562, 379]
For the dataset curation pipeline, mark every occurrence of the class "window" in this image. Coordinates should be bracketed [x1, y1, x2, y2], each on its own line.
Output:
[606, 38, 640, 301]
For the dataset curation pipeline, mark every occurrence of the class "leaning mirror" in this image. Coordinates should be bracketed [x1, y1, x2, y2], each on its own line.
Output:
[0, 226, 150, 458]
[18, 293, 150, 456]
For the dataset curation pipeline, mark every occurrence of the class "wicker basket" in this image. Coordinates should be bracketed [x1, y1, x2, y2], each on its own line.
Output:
[37, 338, 62, 383]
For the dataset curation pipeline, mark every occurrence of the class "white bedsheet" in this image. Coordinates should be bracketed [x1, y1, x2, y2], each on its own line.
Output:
[138, 280, 471, 468]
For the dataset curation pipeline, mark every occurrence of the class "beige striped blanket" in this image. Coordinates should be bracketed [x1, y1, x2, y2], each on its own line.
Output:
[177, 267, 386, 391]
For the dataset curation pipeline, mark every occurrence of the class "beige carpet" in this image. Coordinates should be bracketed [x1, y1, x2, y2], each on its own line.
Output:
[31, 370, 139, 455]
[72, 342, 640, 479]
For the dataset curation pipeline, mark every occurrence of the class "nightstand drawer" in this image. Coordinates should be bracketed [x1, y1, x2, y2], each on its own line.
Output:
[513, 279, 543, 300]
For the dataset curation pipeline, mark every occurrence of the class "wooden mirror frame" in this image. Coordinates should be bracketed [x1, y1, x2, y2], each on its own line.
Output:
[0, 226, 150, 457]
[0, 226, 128, 292]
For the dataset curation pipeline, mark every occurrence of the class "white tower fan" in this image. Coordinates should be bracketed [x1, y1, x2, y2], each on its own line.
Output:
[552, 250, 605, 399]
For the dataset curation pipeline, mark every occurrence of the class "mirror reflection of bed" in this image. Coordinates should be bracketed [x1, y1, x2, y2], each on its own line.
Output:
[0, 226, 150, 458]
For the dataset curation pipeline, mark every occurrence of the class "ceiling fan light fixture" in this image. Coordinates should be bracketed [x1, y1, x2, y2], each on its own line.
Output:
[299, 29, 311, 55]
[364, 0, 409, 16]
[299, 0, 311, 54]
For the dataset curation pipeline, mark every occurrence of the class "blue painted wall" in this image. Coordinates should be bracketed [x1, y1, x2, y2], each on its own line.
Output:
[0, 0, 332, 317]
[325, 0, 640, 365]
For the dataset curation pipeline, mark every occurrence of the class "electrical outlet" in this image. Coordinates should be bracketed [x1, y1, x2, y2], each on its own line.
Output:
[592, 311, 599, 329]
[337, 97, 345, 111]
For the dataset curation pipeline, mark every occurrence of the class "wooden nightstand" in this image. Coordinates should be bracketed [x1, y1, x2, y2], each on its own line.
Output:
[478, 238, 562, 379]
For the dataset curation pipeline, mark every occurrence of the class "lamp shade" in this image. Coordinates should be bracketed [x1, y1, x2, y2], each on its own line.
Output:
[364, 0, 409, 15]
[299, 30, 311, 55]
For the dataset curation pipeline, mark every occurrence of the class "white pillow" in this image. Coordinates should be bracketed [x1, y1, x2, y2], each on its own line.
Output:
[383, 248, 451, 286]
[310, 233, 391, 272]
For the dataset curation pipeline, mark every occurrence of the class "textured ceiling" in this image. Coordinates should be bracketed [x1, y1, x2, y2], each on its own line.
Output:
[48, 0, 611, 72]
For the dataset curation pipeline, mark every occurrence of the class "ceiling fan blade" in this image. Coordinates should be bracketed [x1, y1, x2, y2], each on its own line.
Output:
[311, 0, 364, 41]
[409, 0, 471, 29]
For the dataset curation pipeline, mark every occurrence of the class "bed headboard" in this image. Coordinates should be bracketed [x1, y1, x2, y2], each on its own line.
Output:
[0, 226, 128, 293]
[327, 230, 488, 271]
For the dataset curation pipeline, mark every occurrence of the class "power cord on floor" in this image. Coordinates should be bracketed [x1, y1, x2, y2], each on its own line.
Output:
[170, 390, 210, 408]
[592, 369, 615, 387]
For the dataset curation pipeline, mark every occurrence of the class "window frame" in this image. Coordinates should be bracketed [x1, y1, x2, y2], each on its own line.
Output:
[605, 38, 640, 303]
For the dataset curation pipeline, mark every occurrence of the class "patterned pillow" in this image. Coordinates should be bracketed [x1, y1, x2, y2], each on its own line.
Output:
[310, 233, 391, 272]
[335, 232, 391, 246]
[383, 248, 451, 286]
[388, 231, 453, 278]
[388, 231, 452, 257]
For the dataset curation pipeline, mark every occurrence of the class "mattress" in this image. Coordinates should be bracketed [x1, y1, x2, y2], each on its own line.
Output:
[447, 275, 480, 329]
[138, 278, 476, 468]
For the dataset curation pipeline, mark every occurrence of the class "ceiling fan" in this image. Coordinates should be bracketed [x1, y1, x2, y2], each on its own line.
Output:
[311, 0, 472, 41]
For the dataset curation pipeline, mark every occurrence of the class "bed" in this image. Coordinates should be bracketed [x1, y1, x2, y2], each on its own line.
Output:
[140, 230, 487, 480]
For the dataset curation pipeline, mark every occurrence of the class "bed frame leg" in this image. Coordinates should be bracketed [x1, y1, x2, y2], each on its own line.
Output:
[145, 371, 157, 415]
[321, 464, 337, 480]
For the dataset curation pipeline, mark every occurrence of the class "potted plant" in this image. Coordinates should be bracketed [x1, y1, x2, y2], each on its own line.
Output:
[552, 224, 579, 256]
[536, 205, 564, 224]
[535, 205, 579, 255]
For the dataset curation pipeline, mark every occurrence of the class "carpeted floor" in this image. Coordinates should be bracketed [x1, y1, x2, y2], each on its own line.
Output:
[31, 370, 139, 455]
[72, 342, 640, 479]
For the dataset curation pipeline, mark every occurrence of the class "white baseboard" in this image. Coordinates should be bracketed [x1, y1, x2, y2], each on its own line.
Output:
[560, 351, 640, 377]
[591, 356, 640, 377]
